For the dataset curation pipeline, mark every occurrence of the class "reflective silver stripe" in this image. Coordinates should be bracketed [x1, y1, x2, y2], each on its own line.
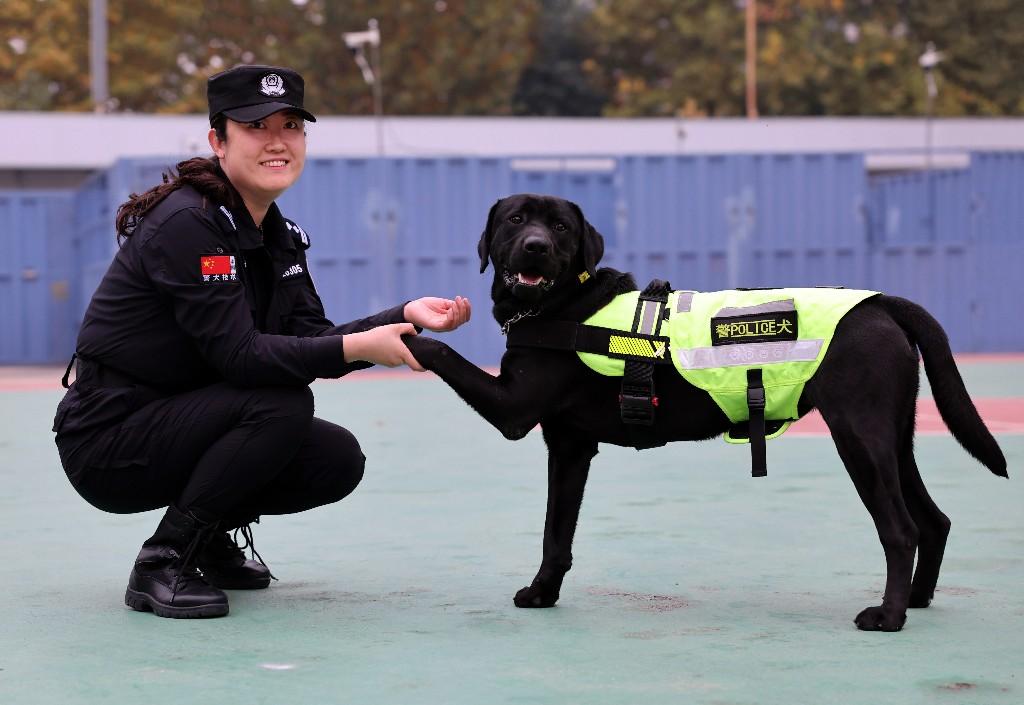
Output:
[676, 291, 695, 313]
[716, 299, 795, 318]
[219, 206, 237, 231]
[639, 300, 659, 335]
[676, 339, 823, 370]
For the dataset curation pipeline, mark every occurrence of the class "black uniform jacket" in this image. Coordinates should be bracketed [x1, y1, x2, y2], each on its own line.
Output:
[53, 184, 407, 442]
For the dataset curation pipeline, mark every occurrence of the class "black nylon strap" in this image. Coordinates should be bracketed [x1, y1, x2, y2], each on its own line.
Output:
[61, 353, 77, 389]
[506, 319, 672, 364]
[621, 358, 657, 425]
[619, 280, 671, 426]
[747, 368, 767, 477]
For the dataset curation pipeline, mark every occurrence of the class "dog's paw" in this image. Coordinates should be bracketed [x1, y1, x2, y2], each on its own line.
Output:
[514, 583, 559, 608]
[854, 605, 907, 631]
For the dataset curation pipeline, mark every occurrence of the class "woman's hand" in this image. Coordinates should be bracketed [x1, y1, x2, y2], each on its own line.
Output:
[404, 296, 472, 333]
[343, 323, 424, 371]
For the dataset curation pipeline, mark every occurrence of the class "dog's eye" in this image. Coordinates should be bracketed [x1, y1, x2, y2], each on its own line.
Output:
[553, 222, 568, 232]
[508, 214, 523, 224]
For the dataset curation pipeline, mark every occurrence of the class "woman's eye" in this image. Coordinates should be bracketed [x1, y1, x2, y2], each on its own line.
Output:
[508, 214, 523, 224]
[553, 222, 567, 232]
[285, 120, 302, 129]
[247, 120, 265, 129]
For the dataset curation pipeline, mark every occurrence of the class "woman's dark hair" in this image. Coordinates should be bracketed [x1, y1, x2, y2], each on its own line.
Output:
[115, 116, 237, 241]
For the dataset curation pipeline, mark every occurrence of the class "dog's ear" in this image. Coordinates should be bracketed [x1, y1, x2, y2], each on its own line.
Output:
[569, 200, 605, 277]
[478, 199, 502, 273]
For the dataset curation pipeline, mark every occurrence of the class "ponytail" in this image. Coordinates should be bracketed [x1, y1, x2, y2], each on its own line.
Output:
[115, 117, 237, 241]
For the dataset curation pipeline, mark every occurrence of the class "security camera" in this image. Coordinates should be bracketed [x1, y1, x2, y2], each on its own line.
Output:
[343, 27, 380, 50]
[919, 42, 943, 70]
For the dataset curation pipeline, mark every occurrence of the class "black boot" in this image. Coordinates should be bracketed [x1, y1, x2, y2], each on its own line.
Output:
[198, 523, 274, 590]
[124, 505, 229, 619]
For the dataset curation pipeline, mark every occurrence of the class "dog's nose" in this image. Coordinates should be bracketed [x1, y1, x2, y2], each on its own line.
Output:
[523, 235, 550, 255]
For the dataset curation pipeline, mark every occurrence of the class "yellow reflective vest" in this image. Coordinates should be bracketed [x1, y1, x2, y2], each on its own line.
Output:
[578, 288, 879, 432]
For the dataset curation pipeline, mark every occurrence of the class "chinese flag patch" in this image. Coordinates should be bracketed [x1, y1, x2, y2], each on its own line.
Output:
[200, 255, 233, 276]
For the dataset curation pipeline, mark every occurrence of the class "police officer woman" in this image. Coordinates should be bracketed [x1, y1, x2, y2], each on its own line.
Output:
[52, 65, 471, 619]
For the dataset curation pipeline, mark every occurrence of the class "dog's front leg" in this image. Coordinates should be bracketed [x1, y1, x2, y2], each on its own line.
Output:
[514, 424, 597, 608]
[404, 336, 569, 440]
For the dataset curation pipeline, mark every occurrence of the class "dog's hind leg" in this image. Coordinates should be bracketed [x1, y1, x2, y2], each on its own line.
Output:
[514, 425, 597, 608]
[824, 412, 919, 631]
[900, 444, 952, 608]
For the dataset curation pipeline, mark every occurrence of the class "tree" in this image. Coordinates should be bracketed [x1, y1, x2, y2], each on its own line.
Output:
[1, 0, 1020, 116]
[0, 0, 91, 110]
[584, 1, 751, 117]
[512, 0, 607, 116]
[906, 0, 1024, 115]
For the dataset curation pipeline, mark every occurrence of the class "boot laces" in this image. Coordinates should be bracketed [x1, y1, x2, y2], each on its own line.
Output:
[170, 528, 212, 603]
[233, 521, 277, 581]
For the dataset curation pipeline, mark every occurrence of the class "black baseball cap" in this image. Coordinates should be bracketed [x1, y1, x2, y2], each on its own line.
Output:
[207, 65, 317, 125]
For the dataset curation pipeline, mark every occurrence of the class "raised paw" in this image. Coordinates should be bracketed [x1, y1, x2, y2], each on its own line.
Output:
[854, 605, 907, 631]
[514, 582, 559, 608]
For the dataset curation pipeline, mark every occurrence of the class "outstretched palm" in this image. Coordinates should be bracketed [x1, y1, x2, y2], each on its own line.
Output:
[404, 296, 472, 332]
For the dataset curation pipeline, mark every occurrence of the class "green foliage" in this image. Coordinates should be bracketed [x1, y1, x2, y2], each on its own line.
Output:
[512, 0, 607, 116]
[1, 0, 1020, 116]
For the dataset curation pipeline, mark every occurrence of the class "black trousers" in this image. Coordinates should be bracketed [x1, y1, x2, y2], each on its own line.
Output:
[58, 383, 365, 526]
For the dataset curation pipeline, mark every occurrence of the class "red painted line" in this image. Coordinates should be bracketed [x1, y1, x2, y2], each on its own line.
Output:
[953, 353, 1024, 364]
[0, 367, 500, 392]
[788, 398, 1024, 437]
[3, 365, 1023, 437]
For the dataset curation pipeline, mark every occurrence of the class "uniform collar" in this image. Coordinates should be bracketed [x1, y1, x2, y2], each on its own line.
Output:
[219, 173, 296, 253]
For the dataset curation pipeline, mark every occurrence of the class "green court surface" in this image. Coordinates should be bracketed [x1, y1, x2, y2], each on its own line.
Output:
[1, 360, 1022, 705]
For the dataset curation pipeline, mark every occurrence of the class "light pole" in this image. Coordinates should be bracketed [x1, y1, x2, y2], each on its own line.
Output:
[344, 20, 394, 310]
[745, 0, 758, 119]
[343, 19, 383, 158]
[89, 0, 108, 112]
[919, 41, 943, 241]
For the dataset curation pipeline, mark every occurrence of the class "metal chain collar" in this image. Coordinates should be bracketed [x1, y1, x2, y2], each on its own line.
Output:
[500, 309, 539, 336]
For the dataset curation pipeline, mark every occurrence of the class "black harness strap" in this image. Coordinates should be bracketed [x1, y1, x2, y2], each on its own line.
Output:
[506, 280, 673, 428]
[506, 320, 672, 364]
[618, 280, 671, 426]
[746, 368, 767, 477]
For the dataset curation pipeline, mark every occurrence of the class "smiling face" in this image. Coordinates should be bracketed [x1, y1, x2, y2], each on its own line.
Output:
[478, 194, 605, 307]
[208, 110, 306, 222]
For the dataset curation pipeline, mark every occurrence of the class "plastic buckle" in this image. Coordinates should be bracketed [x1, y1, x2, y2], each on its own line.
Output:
[619, 392, 655, 426]
[747, 386, 766, 412]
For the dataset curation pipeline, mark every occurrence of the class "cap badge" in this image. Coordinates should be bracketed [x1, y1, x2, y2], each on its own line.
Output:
[260, 73, 286, 97]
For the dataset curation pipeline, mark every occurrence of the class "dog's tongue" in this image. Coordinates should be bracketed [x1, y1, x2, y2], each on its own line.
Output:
[517, 272, 544, 285]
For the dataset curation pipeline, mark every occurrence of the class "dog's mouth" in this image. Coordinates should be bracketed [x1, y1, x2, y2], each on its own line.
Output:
[503, 269, 554, 291]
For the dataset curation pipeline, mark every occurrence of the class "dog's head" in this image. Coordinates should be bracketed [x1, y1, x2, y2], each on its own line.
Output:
[477, 194, 605, 308]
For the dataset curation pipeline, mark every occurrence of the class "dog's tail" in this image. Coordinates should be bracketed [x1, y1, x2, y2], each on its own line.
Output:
[881, 295, 1007, 477]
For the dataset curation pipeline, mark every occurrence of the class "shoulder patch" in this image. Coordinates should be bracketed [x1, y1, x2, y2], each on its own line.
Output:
[200, 254, 239, 283]
[284, 220, 310, 248]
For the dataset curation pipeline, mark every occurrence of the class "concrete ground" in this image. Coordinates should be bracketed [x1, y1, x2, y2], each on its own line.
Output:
[1, 359, 1021, 704]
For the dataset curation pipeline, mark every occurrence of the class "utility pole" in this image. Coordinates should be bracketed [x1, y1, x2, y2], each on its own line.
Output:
[919, 42, 943, 241]
[745, 0, 758, 118]
[89, 0, 108, 112]
[344, 19, 383, 157]
[344, 20, 393, 310]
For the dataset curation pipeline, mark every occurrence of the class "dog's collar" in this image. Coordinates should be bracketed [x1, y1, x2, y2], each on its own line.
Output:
[498, 272, 591, 335]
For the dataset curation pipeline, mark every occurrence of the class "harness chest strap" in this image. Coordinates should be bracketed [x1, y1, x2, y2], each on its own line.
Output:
[506, 319, 674, 365]
[508, 280, 672, 428]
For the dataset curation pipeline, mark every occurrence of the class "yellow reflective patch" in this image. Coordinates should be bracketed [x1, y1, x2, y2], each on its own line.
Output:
[578, 271, 591, 283]
[608, 335, 666, 359]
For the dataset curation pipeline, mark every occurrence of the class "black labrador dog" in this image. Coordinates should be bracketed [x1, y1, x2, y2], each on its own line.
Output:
[403, 193, 1007, 631]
